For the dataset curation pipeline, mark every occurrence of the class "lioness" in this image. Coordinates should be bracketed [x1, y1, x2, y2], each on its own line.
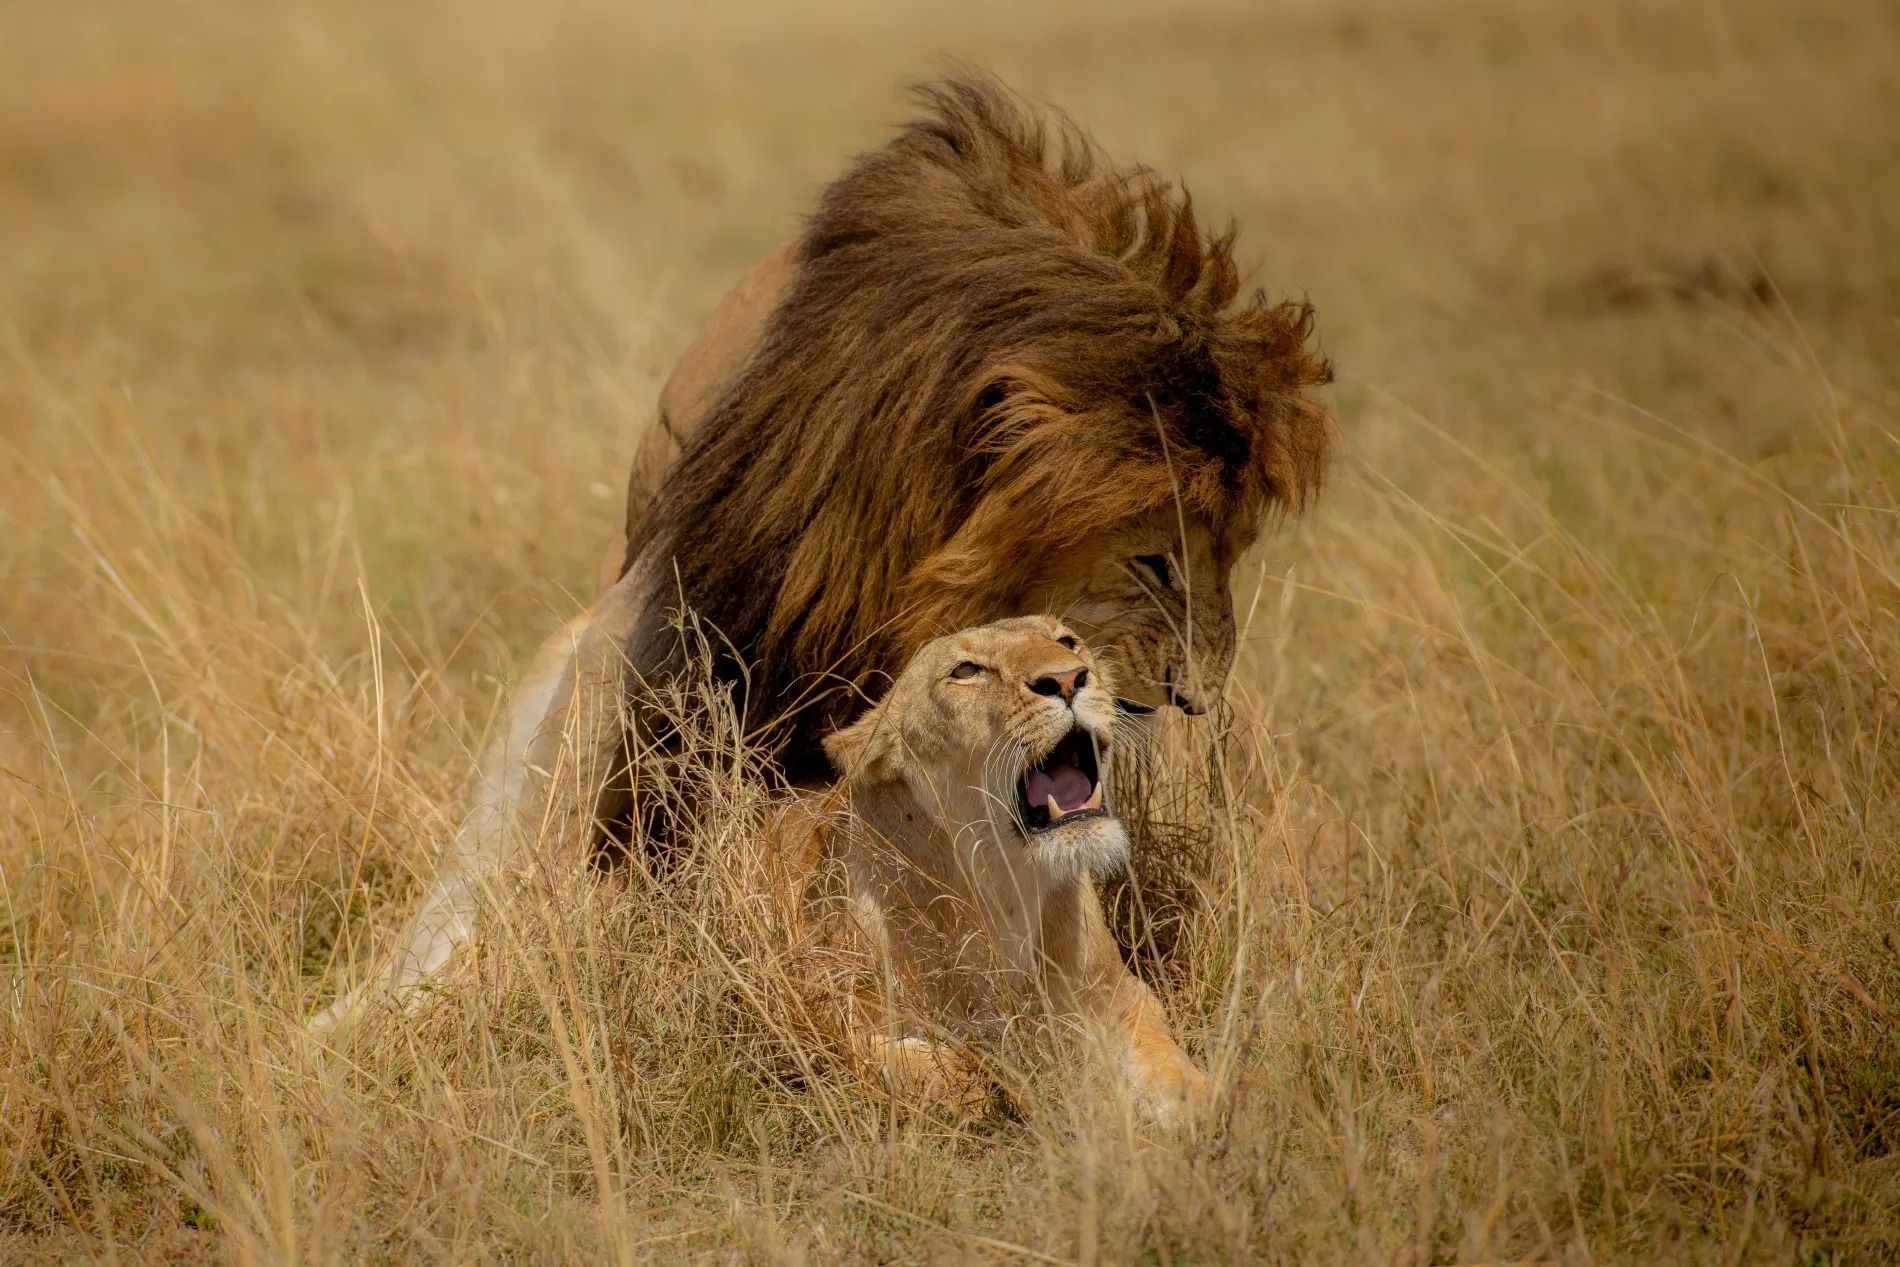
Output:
[807, 616, 1204, 1124]
[312, 74, 1330, 1029]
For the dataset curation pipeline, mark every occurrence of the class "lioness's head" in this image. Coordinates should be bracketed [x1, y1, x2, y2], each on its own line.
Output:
[823, 616, 1128, 882]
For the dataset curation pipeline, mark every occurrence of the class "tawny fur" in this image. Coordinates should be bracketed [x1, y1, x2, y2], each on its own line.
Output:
[799, 616, 1205, 1124]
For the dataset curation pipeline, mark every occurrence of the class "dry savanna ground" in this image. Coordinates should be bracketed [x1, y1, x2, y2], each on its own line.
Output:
[4, 0, 1899, 1261]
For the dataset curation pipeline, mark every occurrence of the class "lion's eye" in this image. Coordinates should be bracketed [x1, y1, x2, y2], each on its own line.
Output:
[1057, 635, 1079, 651]
[1131, 554, 1173, 590]
[949, 661, 982, 681]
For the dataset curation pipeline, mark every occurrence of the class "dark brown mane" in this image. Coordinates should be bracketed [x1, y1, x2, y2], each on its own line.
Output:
[625, 73, 1332, 776]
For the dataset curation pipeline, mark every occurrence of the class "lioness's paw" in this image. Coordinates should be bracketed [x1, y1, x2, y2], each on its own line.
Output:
[880, 1036, 989, 1115]
[1127, 1049, 1208, 1131]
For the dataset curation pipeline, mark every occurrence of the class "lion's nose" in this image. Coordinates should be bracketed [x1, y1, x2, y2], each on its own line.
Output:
[1030, 666, 1088, 701]
[1164, 664, 1211, 715]
[1170, 687, 1210, 715]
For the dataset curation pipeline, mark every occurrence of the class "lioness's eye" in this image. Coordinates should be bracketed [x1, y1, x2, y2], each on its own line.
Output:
[1131, 554, 1173, 589]
[949, 661, 982, 680]
[1057, 635, 1079, 651]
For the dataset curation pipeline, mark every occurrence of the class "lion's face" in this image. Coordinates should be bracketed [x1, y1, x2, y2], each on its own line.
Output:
[1021, 508, 1244, 718]
[824, 616, 1129, 881]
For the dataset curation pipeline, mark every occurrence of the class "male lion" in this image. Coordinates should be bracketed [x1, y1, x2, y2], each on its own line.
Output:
[810, 616, 1205, 1124]
[311, 75, 1330, 1029]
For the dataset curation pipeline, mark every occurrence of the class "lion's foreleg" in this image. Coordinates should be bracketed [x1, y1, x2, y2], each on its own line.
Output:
[310, 570, 647, 1032]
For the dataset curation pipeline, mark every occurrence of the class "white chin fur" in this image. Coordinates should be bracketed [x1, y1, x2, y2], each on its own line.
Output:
[1031, 816, 1130, 883]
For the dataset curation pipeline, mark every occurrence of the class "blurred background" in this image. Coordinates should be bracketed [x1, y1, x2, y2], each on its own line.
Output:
[6, 0, 1894, 646]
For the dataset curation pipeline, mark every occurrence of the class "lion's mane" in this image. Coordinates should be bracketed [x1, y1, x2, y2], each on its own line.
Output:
[624, 75, 1333, 778]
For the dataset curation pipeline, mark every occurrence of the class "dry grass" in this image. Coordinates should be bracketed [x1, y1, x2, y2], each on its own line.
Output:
[5, 0, 1900, 1261]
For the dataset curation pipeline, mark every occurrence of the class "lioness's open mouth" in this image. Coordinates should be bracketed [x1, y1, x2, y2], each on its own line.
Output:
[1018, 725, 1107, 833]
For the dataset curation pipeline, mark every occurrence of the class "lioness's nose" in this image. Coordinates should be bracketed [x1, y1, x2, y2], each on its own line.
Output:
[1030, 666, 1088, 701]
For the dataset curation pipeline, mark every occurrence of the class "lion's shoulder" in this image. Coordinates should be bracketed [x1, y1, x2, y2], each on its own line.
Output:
[657, 240, 799, 443]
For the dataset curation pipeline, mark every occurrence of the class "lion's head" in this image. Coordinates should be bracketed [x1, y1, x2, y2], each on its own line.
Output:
[625, 74, 1333, 779]
[823, 615, 1128, 884]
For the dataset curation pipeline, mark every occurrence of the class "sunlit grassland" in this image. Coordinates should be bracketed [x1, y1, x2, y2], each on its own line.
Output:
[3, 0, 1899, 1260]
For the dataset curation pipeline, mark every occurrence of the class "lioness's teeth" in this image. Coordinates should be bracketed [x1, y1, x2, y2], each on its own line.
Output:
[1046, 793, 1064, 821]
[1085, 783, 1102, 810]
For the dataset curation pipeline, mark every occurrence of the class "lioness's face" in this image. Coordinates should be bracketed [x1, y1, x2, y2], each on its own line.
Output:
[824, 616, 1128, 880]
[1024, 508, 1246, 718]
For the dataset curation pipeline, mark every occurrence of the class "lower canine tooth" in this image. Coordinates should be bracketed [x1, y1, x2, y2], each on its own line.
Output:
[1085, 783, 1102, 810]
[1045, 793, 1064, 821]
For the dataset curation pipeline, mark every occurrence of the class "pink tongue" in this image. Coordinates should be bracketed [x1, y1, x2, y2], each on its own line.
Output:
[1025, 765, 1093, 813]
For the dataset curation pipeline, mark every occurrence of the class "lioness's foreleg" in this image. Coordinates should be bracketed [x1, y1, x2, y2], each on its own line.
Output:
[1052, 883, 1207, 1125]
[310, 568, 649, 1032]
[839, 915, 988, 1112]
[1107, 978, 1207, 1124]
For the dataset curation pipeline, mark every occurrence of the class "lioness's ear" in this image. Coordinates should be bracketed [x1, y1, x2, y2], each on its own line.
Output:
[824, 705, 901, 784]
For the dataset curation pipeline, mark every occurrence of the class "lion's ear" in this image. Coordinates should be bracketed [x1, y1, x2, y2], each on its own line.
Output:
[824, 705, 901, 784]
